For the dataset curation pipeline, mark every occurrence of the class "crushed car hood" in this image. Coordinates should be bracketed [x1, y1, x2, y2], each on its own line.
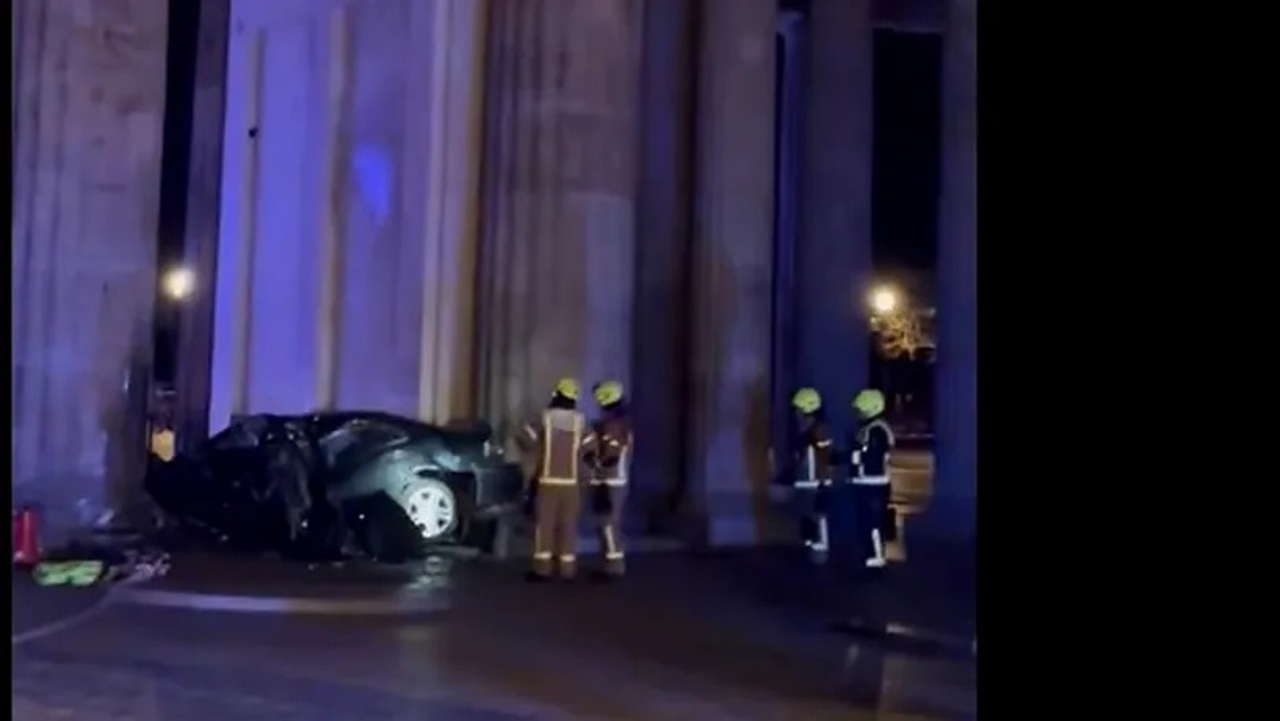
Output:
[145, 412, 520, 561]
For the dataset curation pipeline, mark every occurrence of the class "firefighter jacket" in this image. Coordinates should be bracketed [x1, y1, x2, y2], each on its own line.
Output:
[851, 417, 895, 485]
[583, 413, 632, 486]
[793, 419, 834, 489]
[521, 409, 588, 486]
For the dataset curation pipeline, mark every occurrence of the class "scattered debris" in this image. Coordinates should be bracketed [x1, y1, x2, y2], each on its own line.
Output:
[32, 546, 171, 588]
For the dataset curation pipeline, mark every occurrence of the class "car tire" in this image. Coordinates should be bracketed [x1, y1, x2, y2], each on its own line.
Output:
[395, 476, 459, 543]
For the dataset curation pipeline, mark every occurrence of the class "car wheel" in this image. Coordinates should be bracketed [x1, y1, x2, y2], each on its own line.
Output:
[396, 477, 458, 543]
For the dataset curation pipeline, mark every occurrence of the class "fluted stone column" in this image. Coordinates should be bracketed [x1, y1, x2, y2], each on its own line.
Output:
[410, 0, 489, 423]
[333, 0, 486, 418]
[207, 0, 486, 427]
[926, 0, 977, 543]
[631, 0, 697, 527]
[475, 0, 641, 438]
[333, 0, 437, 416]
[208, 8, 335, 418]
[796, 0, 874, 433]
[11, 0, 168, 528]
[686, 0, 777, 546]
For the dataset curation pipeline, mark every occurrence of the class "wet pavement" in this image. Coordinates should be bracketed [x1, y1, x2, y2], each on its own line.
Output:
[11, 448, 970, 719]
[12, 546, 974, 720]
[128, 550, 462, 596]
[12, 572, 111, 639]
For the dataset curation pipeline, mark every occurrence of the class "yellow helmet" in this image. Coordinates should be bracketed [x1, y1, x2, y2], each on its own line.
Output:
[593, 380, 625, 406]
[852, 389, 885, 418]
[552, 377, 580, 400]
[791, 387, 822, 415]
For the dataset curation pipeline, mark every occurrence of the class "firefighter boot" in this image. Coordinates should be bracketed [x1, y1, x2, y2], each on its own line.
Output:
[807, 514, 830, 565]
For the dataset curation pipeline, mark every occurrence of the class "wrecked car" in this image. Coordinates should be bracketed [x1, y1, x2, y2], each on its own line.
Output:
[145, 411, 524, 561]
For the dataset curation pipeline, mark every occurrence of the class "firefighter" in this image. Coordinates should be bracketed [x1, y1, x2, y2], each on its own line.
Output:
[791, 387, 835, 564]
[850, 389, 895, 569]
[583, 380, 632, 579]
[519, 378, 589, 581]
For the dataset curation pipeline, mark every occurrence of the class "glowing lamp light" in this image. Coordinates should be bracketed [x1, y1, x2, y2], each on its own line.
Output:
[869, 286, 899, 315]
[162, 267, 196, 301]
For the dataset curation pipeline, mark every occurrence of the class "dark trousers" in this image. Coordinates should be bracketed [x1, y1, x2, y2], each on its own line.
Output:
[851, 482, 891, 566]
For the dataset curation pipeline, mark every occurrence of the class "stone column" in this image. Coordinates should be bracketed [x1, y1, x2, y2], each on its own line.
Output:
[475, 0, 641, 438]
[11, 0, 168, 528]
[174, 0, 229, 448]
[796, 0, 874, 433]
[631, 0, 697, 527]
[215, 10, 333, 417]
[209, 2, 355, 422]
[332, 0, 427, 416]
[926, 0, 977, 543]
[686, 0, 777, 546]
[207, 0, 486, 425]
[410, 0, 489, 424]
[207, 10, 262, 428]
[335, 0, 488, 417]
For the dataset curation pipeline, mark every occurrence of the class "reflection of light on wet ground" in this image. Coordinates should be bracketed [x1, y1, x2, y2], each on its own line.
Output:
[842, 642, 977, 718]
[401, 554, 456, 592]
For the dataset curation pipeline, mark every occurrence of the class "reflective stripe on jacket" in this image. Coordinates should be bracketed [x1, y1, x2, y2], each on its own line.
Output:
[530, 408, 586, 485]
[586, 415, 632, 485]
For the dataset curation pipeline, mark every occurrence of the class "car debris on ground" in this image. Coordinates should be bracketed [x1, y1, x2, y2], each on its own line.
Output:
[31, 544, 172, 587]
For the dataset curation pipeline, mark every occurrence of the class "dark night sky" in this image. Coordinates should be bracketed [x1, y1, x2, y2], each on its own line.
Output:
[872, 30, 942, 273]
[154, 0, 200, 383]
[157, 0, 198, 267]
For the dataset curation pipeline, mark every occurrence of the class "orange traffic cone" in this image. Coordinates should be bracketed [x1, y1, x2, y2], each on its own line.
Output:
[13, 505, 41, 566]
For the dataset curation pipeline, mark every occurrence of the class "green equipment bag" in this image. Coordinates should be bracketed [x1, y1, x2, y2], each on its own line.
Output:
[33, 560, 105, 587]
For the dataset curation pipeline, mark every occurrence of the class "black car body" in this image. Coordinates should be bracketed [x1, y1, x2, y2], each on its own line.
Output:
[144, 411, 524, 561]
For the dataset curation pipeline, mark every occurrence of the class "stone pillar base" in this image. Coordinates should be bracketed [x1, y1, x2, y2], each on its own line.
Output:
[677, 489, 791, 549]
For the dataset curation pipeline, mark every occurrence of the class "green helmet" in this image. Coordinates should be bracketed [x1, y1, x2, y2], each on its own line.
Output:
[852, 389, 885, 418]
[552, 377, 580, 400]
[593, 380, 625, 406]
[791, 387, 822, 415]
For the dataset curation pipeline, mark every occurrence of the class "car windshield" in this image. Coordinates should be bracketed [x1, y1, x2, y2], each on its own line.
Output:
[207, 423, 261, 452]
[319, 419, 409, 468]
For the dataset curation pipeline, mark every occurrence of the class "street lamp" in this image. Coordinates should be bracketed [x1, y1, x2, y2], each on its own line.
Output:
[161, 266, 195, 302]
[867, 283, 904, 410]
[869, 285, 899, 315]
